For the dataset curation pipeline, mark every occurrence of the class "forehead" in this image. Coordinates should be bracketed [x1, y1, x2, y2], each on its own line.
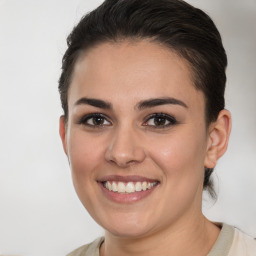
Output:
[69, 40, 205, 110]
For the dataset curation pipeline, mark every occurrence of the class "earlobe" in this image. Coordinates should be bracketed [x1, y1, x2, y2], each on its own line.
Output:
[204, 109, 232, 168]
[59, 115, 68, 155]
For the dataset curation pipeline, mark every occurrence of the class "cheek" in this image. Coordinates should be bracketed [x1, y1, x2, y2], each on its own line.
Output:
[66, 131, 108, 216]
[148, 130, 207, 185]
[67, 131, 105, 183]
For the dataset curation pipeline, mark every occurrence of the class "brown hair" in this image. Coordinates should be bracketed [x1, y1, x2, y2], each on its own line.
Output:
[58, 0, 227, 197]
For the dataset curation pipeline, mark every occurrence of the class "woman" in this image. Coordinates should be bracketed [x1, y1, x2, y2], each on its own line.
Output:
[58, 0, 256, 255]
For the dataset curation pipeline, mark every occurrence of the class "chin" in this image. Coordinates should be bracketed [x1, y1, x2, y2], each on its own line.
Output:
[99, 213, 155, 238]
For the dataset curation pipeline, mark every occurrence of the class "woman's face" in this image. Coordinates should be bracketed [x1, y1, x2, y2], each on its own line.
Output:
[60, 40, 213, 238]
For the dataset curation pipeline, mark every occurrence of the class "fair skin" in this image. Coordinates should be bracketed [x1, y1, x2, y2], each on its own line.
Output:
[59, 40, 231, 256]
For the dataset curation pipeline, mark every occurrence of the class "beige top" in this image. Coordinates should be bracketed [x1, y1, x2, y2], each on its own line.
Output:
[67, 223, 256, 256]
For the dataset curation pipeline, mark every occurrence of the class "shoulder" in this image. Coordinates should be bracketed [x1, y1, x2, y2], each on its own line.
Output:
[67, 237, 104, 256]
[208, 223, 256, 256]
[228, 227, 256, 256]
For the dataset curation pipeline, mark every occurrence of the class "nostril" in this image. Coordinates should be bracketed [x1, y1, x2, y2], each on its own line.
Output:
[105, 148, 146, 167]
[104, 131, 146, 166]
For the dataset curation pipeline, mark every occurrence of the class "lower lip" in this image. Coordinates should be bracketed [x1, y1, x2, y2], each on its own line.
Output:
[98, 182, 158, 204]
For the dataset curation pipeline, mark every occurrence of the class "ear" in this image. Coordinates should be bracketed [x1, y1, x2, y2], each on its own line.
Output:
[204, 109, 232, 168]
[59, 115, 68, 155]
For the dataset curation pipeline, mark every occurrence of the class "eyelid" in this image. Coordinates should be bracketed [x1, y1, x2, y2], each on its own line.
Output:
[143, 113, 177, 128]
[78, 113, 112, 127]
[77, 112, 177, 129]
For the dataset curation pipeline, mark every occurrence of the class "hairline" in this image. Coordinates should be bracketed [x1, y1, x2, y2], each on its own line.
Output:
[64, 37, 210, 127]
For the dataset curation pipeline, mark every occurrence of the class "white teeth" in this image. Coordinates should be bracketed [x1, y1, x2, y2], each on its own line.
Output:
[106, 181, 112, 190]
[135, 182, 142, 191]
[142, 181, 147, 191]
[117, 182, 126, 193]
[112, 182, 118, 192]
[104, 181, 157, 193]
[125, 182, 135, 193]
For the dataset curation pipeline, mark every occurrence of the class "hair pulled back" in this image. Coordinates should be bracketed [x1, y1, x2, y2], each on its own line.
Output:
[58, 0, 227, 197]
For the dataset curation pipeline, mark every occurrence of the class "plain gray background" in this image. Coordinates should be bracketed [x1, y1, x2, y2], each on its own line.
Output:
[0, 0, 255, 255]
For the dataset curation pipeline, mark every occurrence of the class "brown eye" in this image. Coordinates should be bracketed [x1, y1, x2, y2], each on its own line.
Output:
[153, 117, 169, 126]
[144, 113, 177, 128]
[79, 113, 111, 127]
[91, 116, 105, 125]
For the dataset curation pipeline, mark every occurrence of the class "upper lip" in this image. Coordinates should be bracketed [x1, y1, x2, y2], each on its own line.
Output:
[97, 175, 159, 183]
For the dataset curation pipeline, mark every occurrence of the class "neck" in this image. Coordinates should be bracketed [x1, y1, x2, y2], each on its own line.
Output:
[100, 214, 220, 256]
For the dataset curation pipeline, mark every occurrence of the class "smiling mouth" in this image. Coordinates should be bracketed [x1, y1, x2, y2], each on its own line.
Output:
[102, 181, 159, 194]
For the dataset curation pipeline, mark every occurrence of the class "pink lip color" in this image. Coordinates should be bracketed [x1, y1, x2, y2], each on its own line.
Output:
[98, 180, 159, 204]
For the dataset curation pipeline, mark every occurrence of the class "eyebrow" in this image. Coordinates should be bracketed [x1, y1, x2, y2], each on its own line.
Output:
[75, 97, 112, 109]
[74, 97, 188, 110]
[136, 97, 188, 109]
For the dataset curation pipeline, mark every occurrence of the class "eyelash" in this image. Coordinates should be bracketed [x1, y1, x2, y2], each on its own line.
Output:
[143, 113, 177, 128]
[78, 113, 111, 128]
[78, 113, 177, 129]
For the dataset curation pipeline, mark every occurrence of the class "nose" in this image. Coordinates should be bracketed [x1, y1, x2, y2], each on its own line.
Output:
[104, 125, 146, 168]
